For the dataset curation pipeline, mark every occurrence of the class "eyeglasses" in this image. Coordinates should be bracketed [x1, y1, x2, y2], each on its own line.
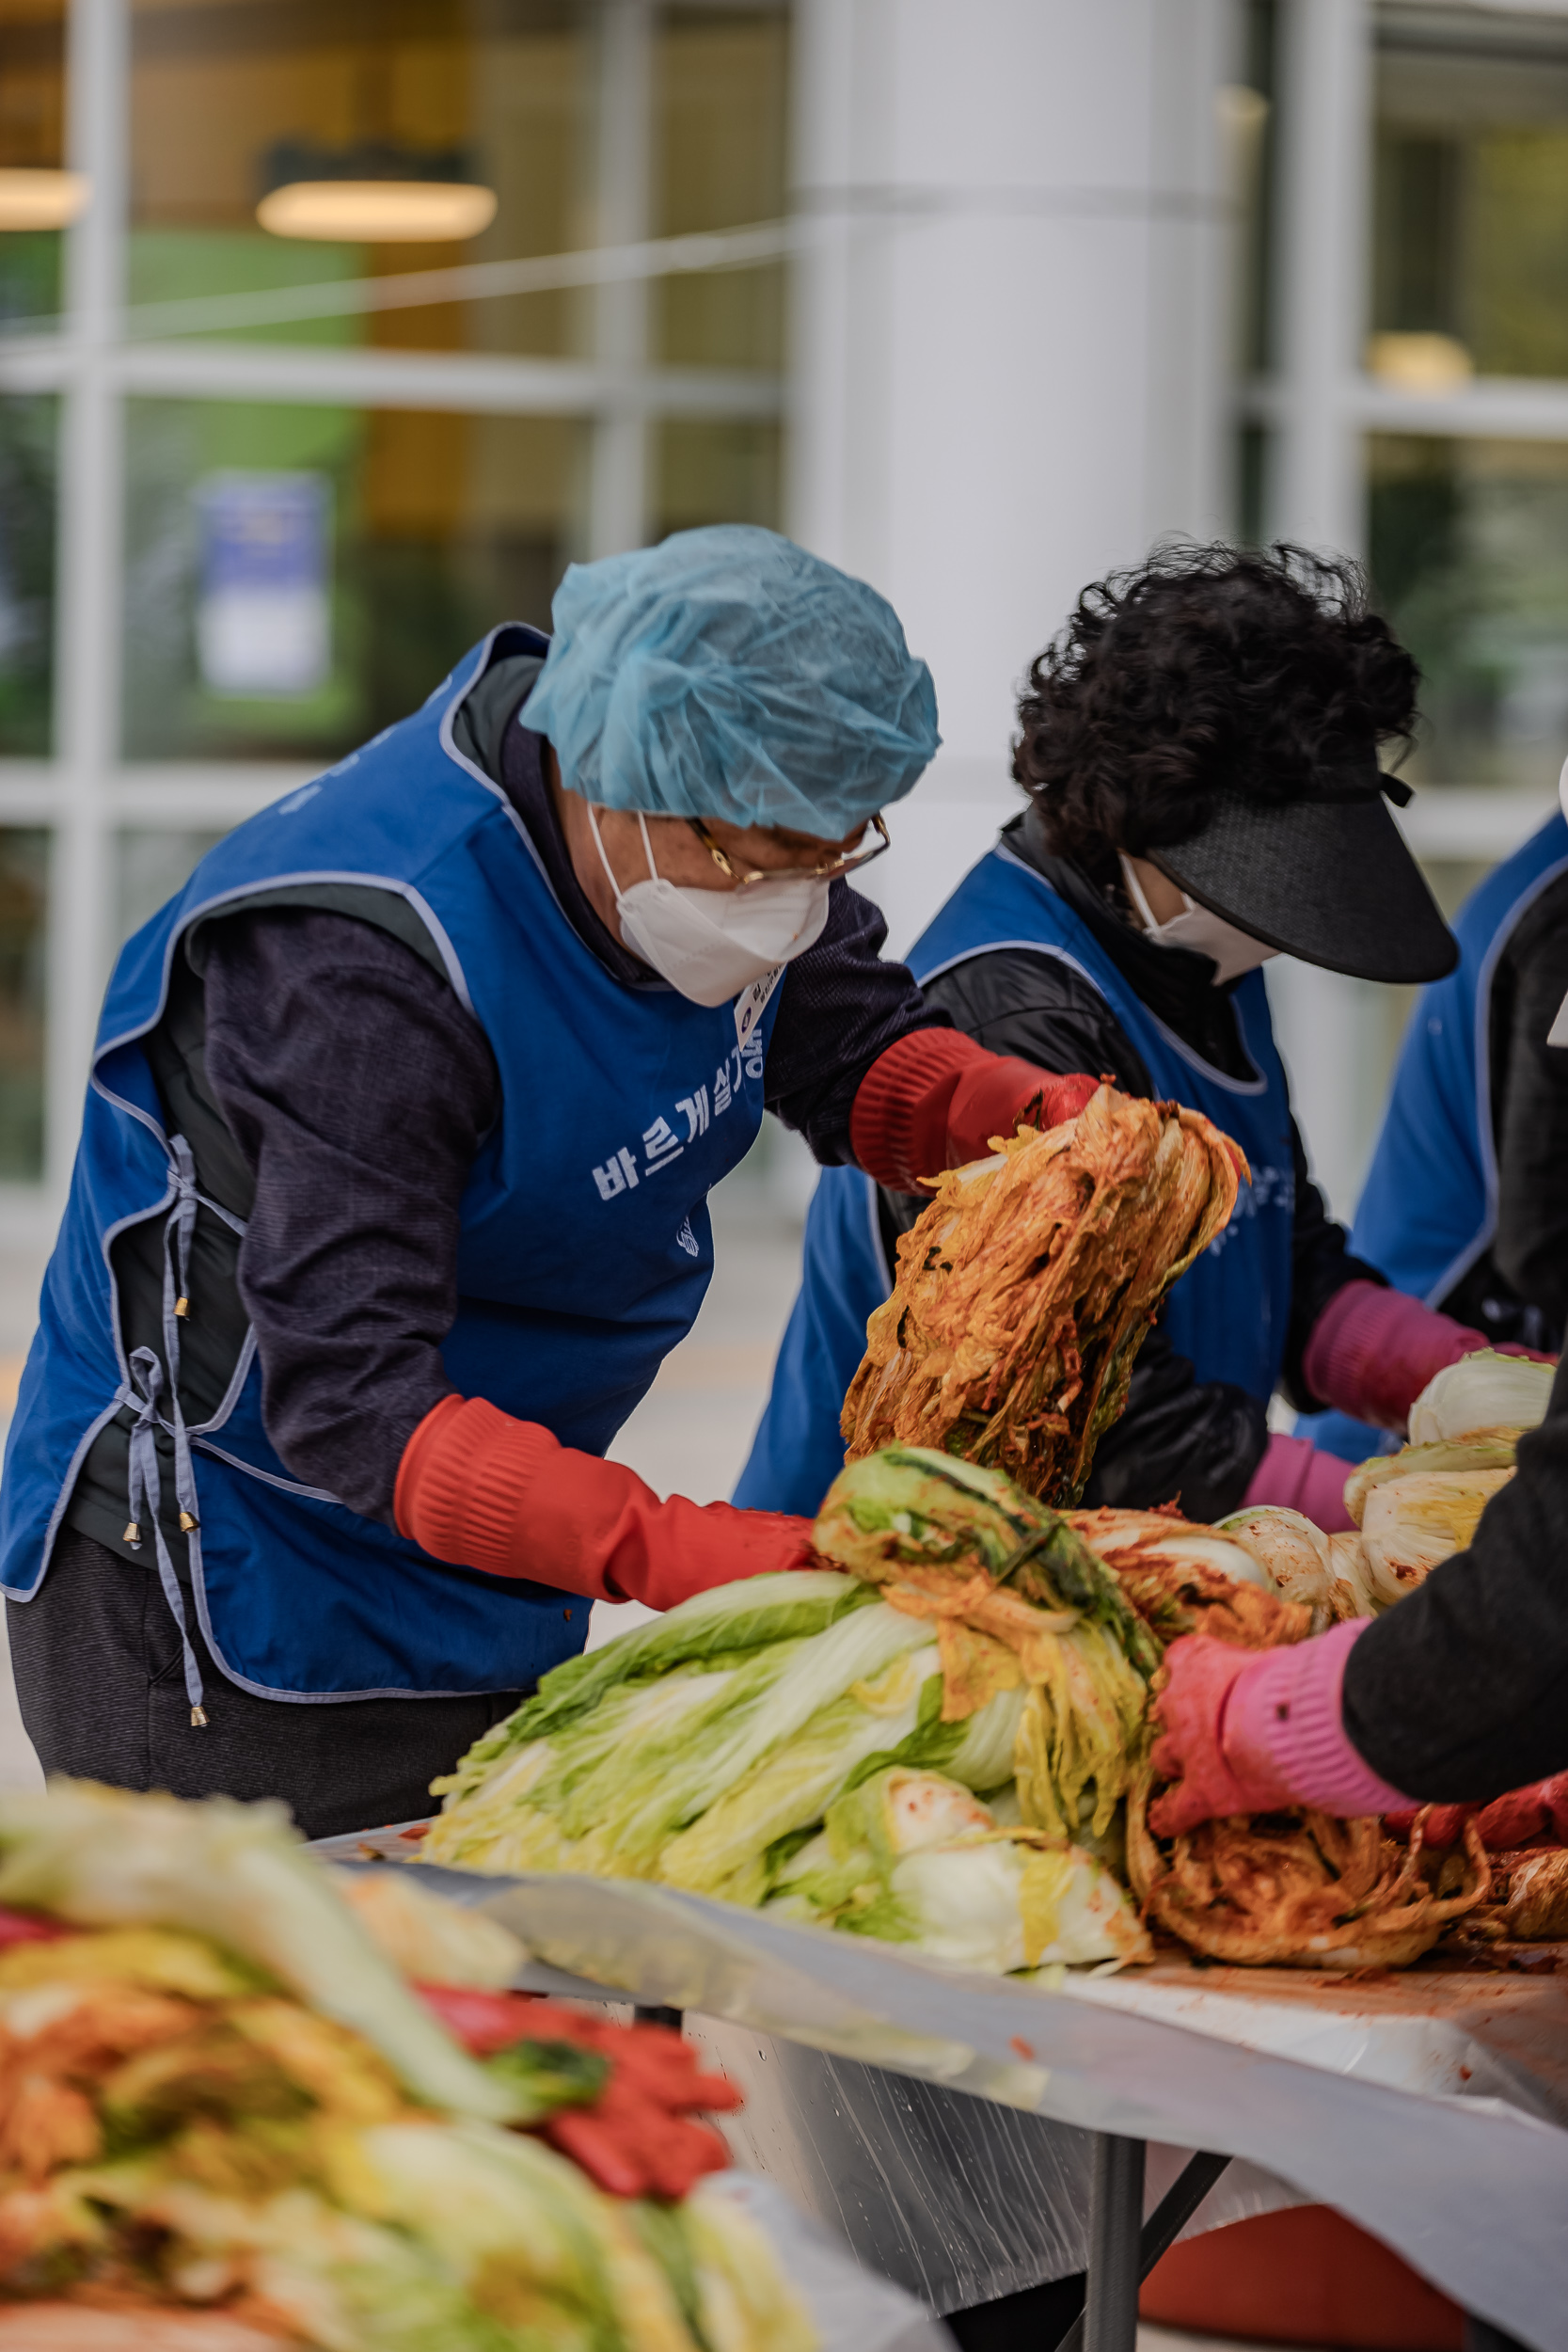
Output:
[686, 810, 891, 889]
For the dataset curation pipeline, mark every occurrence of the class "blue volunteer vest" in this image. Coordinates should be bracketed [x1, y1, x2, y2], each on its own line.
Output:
[1301, 811, 1568, 1462]
[0, 627, 782, 1702]
[735, 840, 1297, 1517]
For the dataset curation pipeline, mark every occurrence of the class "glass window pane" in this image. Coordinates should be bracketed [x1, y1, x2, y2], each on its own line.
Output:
[129, 1, 595, 358]
[654, 417, 781, 538]
[653, 8, 788, 373]
[117, 828, 228, 948]
[0, 1, 68, 330]
[121, 399, 587, 762]
[1372, 10, 1568, 381]
[0, 393, 55, 755]
[1226, 0, 1276, 379]
[1234, 421, 1270, 548]
[0, 828, 47, 1181]
[1367, 433, 1568, 793]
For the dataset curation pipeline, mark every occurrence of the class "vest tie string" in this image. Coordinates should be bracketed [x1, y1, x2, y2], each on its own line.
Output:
[119, 1345, 207, 1726]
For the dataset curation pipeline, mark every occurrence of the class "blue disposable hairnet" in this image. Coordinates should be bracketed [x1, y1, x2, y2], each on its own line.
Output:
[523, 525, 941, 835]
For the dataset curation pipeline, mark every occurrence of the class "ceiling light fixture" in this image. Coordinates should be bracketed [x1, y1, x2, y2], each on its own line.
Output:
[1366, 332, 1474, 395]
[257, 140, 496, 245]
[0, 169, 90, 231]
[258, 179, 497, 243]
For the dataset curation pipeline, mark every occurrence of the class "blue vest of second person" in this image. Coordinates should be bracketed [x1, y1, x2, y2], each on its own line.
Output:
[735, 839, 1297, 1518]
[0, 626, 781, 1701]
[1301, 810, 1568, 1463]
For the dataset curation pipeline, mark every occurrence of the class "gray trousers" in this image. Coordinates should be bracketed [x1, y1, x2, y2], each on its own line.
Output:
[8, 1526, 527, 1842]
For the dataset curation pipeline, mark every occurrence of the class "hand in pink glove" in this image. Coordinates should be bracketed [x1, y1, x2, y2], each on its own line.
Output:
[1242, 1433, 1356, 1533]
[1148, 1638, 1291, 1836]
[1148, 1626, 1414, 1837]
[1304, 1279, 1555, 1436]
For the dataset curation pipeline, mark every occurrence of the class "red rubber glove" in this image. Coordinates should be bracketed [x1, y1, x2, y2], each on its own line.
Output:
[1386, 1772, 1568, 1853]
[849, 1026, 1100, 1191]
[1303, 1279, 1554, 1436]
[395, 1394, 817, 1610]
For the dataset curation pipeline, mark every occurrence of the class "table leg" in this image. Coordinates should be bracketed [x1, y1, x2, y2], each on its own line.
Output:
[1082, 2135, 1145, 2352]
[1053, 2149, 1232, 2352]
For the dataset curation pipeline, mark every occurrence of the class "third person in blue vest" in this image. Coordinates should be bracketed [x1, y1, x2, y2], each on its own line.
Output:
[1298, 792, 1568, 1465]
[737, 544, 1492, 1534]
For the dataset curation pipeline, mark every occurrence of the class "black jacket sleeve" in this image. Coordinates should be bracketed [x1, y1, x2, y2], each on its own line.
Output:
[1277, 1117, 1386, 1414]
[764, 880, 942, 1164]
[876, 946, 1271, 1518]
[1489, 878, 1568, 1331]
[202, 907, 500, 1524]
[1343, 1356, 1568, 1799]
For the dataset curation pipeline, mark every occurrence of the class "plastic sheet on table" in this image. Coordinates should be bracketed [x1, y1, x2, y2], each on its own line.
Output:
[698, 2170, 955, 2352]
[363, 1860, 1568, 2352]
[689, 2021, 1302, 2316]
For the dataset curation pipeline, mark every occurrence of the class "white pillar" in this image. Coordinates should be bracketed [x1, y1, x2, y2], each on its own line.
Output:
[588, 0, 653, 557]
[48, 0, 128, 1201]
[788, 0, 1234, 959]
[1266, 0, 1378, 1222]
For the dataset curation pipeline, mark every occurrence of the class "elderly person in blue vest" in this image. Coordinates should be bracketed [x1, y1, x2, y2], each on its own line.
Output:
[737, 545, 1496, 1545]
[0, 527, 1099, 1840]
[1298, 788, 1568, 1466]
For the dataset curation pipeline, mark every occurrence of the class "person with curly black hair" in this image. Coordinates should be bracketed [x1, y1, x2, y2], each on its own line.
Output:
[737, 541, 1478, 1532]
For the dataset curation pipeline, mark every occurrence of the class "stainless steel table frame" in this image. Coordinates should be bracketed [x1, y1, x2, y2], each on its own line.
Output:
[316, 1842, 1562, 2352]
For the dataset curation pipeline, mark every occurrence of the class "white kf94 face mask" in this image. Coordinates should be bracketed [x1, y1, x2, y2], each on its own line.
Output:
[591, 805, 832, 1008]
[1118, 853, 1278, 987]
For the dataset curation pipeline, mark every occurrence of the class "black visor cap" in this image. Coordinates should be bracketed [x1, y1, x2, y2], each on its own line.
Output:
[1152, 770, 1458, 986]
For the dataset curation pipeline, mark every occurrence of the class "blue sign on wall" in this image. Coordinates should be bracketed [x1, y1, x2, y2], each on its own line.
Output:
[196, 470, 331, 698]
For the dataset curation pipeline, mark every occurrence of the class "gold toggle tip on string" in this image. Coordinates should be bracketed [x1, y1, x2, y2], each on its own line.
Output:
[190, 1705, 208, 1728]
[122, 1520, 140, 1546]
[178, 1510, 198, 1534]
[175, 1296, 190, 1318]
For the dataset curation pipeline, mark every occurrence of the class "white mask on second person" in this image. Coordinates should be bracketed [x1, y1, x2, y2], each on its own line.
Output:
[590, 805, 832, 1009]
[1118, 854, 1278, 987]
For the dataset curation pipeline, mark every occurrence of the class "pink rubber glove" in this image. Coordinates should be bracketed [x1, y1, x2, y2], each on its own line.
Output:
[1148, 1624, 1414, 1836]
[1242, 1432, 1356, 1533]
[1302, 1280, 1551, 1436]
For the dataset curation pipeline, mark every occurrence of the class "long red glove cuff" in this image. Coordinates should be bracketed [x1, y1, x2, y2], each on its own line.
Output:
[848, 1025, 1099, 1192]
[394, 1393, 816, 1611]
[1386, 1772, 1568, 1852]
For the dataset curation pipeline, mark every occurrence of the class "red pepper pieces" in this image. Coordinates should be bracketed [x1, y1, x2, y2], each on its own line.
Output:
[0, 1905, 71, 1947]
[413, 1982, 742, 2200]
